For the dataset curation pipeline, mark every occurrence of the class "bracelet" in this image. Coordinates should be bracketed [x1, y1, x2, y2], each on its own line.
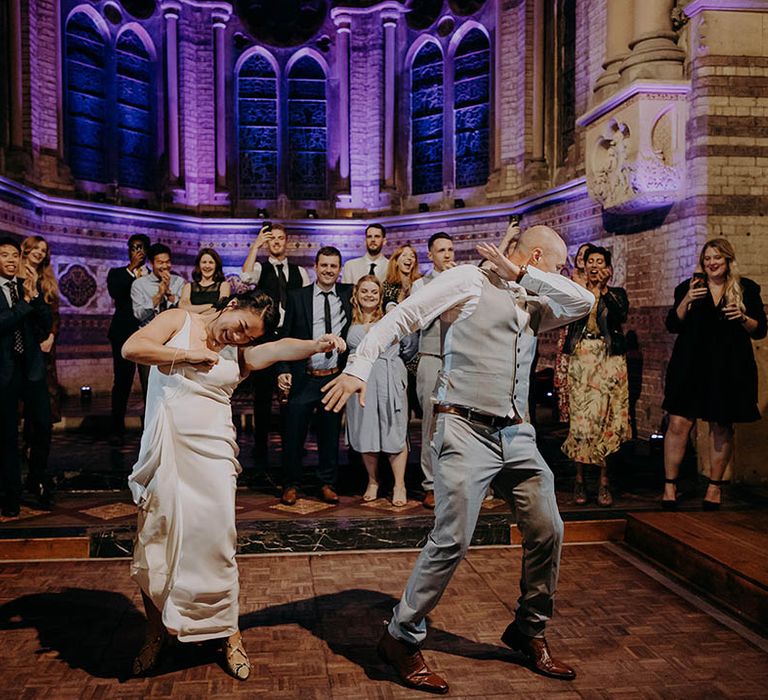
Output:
[515, 264, 528, 284]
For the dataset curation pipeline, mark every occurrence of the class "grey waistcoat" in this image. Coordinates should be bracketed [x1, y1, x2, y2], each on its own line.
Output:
[434, 270, 544, 420]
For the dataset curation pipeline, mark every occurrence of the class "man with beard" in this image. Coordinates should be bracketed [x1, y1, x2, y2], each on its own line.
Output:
[241, 224, 310, 480]
[342, 223, 388, 284]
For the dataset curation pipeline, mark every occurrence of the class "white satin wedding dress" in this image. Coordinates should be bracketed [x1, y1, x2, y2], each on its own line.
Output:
[128, 313, 243, 642]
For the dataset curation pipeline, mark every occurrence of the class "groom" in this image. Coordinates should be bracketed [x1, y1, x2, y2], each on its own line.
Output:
[322, 226, 593, 693]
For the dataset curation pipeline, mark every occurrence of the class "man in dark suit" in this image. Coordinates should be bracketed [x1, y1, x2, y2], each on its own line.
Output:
[241, 224, 310, 479]
[107, 234, 150, 441]
[276, 246, 352, 506]
[0, 236, 52, 517]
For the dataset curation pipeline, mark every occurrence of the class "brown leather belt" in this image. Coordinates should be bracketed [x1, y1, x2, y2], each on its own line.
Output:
[306, 367, 340, 378]
[434, 403, 523, 429]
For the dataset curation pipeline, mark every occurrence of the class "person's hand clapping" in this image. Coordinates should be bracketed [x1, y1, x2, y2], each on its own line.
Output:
[321, 374, 366, 412]
[22, 269, 38, 301]
[277, 372, 292, 393]
[316, 334, 346, 355]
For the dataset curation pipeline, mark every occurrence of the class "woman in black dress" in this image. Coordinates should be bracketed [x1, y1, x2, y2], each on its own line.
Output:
[180, 247, 230, 314]
[662, 238, 767, 509]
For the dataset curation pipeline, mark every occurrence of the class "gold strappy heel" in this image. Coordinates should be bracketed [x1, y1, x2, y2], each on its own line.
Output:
[132, 630, 167, 675]
[222, 634, 251, 681]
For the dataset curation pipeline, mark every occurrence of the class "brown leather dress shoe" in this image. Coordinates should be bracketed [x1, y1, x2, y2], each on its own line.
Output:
[377, 629, 449, 694]
[281, 487, 298, 506]
[422, 491, 435, 509]
[320, 484, 339, 504]
[501, 623, 576, 681]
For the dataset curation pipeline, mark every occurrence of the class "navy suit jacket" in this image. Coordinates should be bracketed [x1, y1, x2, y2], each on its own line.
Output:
[0, 277, 52, 387]
[277, 283, 353, 377]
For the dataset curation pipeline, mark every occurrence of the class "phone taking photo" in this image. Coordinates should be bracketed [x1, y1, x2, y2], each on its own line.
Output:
[692, 272, 706, 287]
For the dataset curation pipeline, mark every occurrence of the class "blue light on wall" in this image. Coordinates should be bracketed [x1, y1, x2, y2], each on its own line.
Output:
[116, 31, 154, 190]
[454, 28, 490, 189]
[411, 41, 444, 196]
[238, 52, 278, 199]
[287, 56, 327, 201]
[65, 13, 108, 183]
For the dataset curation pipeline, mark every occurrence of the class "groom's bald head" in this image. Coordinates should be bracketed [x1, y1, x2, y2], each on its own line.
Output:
[510, 225, 568, 274]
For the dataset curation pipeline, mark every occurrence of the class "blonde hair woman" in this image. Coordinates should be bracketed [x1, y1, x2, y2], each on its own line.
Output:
[345, 275, 415, 506]
[662, 238, 767, 510]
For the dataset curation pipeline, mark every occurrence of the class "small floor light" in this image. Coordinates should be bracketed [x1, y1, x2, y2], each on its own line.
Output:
[256, 207, 269, 218]
[453, 198, 465, 208]
[418, 202, 430, 213]
[306, 209, 318, 219]
[80, 385, 92, 403]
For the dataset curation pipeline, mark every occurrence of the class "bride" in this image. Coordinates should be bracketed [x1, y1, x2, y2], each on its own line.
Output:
[122, 290, 345, 680]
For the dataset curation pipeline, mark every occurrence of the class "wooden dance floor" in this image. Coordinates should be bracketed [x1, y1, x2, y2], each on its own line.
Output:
[1, 543, 767, 698]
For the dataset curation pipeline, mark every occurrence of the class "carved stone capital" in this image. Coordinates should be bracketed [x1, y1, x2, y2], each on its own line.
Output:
[578, 82, 690, 214]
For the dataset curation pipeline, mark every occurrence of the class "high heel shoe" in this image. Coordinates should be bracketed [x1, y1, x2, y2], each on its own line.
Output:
[362, 482, 379, 502]
[702, 478, 726, 511]
[662, 477, 679, 511]
[392, 486, 407, 507]
[132, 629, 167, 676]
[222, 634, 251, 681]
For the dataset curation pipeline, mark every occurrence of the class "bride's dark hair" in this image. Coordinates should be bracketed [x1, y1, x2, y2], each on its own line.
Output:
[214, 290, 279, 338]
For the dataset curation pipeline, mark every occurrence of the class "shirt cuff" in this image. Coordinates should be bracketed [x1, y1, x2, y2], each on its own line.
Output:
[344, 355, 374, 383]
[517, 265, 546, 293]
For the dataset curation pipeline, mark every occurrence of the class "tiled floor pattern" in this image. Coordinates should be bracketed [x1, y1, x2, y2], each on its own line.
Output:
[0, 544, 766, 698]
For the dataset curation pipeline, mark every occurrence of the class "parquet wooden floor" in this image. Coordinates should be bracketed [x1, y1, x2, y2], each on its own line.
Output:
[1, 544, 766, 698]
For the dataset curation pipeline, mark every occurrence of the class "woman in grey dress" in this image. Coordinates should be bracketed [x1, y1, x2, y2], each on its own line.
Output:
[346, 275, 413, 506]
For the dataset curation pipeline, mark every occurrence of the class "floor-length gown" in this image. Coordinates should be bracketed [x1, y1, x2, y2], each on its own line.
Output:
[128, 313, 243, 642]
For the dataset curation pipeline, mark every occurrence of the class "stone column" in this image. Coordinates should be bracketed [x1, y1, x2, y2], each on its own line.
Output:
[382, 10, 397, 186]
[531, 0, 545, 162]
[619, 0, 685, 84]
[594, 0, 634, 101]
[212, 8, 230, 189]
[162, 0, 182, 183]
[9, 0, 23, 148]
[333, 12, 351, 186]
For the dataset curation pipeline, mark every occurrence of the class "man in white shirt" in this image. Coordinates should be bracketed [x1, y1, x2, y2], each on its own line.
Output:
[341, 223, 388, 284]
[322, 226, 594, 693]
[130, 243, 185, 403]
[241, 224, 310, 480]
[411, 232, 455, 509]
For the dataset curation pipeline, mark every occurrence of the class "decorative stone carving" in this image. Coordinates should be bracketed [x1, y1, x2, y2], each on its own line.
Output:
[578, 82, 689, 214]
[60, 264, 98, 308]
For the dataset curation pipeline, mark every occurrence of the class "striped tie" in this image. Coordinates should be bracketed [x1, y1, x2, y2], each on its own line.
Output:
[7, 280, 24, 354]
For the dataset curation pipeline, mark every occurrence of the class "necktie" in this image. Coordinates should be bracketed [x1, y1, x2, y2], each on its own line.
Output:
[321, 291, 333, 359]
[276, 263, 288, 309]
[7, 280, 24, 354]
[368, 262, 377, 276]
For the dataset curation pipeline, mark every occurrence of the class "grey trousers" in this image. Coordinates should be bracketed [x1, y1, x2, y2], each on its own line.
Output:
[389, 414, 563, 644]
[416, 354, 442, 492]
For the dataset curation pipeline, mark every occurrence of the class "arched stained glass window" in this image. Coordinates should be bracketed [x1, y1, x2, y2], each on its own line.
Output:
[116, 30, 154, 190]
[287, 56, 327, 200]
[238, 52, 278, 199]
[411, 41, 444, 195]
[64, 12, 108, 182]
[453, 28, 490, 189]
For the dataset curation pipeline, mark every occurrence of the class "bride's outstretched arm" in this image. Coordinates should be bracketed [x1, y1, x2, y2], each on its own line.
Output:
[122, 308, 219, 369]
[242, 333, 346, 372]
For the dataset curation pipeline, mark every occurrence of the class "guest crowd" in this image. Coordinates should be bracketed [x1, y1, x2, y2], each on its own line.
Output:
[0, 223, 765, 519]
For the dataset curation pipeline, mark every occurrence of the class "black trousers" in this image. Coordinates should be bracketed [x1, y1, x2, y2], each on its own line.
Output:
[251, 365, 277, 470]
[0, 360, 51, 509]
[110, 337, 147, 432]
[281, 373, 341, 489]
